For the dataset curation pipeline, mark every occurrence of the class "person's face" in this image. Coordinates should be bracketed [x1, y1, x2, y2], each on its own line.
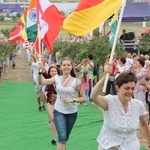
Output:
[42, 58, 47, 63]
[50, 63, 56, 68]
[116, 82, 135, 101]
[136, 61, 140, 67]
[61, 60, 72, 73]
[83, 61, 87, 66]
[119, 59, 122, 64]
[50, 68, 57, 77]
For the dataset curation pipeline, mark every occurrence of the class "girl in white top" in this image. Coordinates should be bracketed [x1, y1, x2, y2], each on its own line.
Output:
[38, 57, 86, 150]
[90, 63, 150, 150]
[115, 57, 130, 79]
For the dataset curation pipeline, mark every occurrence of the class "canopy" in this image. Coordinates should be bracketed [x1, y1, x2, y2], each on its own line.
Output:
[122, 2, 150, 22]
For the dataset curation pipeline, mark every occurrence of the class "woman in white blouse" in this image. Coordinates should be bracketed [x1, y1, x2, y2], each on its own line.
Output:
[38, 57, 86, 150]
[90, 63, 150, 150]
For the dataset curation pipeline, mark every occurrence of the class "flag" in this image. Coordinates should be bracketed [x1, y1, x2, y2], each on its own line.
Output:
[20, 14, 27, 42]
[109, 12, 118, 45]
[62, 0, 122, 36]
[8, 26, 22, 43]
[22, 40, 34, 49]
[34, 37, 42, 54]
[26, 0, 37, 42]
[36, 0, 65, 51]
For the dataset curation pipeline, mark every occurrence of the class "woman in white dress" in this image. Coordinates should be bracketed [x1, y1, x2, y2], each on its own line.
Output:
[90, 63, 150, 150]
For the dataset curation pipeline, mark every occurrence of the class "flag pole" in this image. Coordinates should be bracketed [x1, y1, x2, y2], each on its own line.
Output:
[36, 0, 41, 63]
[38, 24, 42, 62]
[102, 0, 126, 93]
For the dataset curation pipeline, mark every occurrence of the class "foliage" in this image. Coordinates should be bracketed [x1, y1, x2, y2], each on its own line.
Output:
[16, 12, 21, 18]
[12, 16, 17, 21]
[138, 34, 150, 55]
[93, 28, 99, 37]
[0, 42, 17, 57]
[0, 16, 4, 22]
[1, 27, 16, 38]
[6, 13, 10, 18]
[54, 36, 125, 66]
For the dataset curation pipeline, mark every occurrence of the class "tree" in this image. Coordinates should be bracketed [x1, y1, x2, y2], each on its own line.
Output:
[0, 42, 16, 57]
[1, 27, 16, 39]
[138, 34, 150, 55]
[54, 36, 125, 80]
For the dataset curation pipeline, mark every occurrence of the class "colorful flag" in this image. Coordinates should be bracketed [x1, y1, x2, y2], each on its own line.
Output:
[26, 0, 37, 42]
[109, 12, 118, 45]
[8, 26, 22, 43]
[62, 0, 122, 36]
[20, 14, 27, 42]
[36, 0, 65, 51]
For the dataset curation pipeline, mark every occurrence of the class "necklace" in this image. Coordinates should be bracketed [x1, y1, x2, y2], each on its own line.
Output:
[60, 75, 71, 87]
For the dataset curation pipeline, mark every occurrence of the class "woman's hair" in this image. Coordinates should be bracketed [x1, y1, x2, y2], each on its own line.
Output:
[115, 72, 137, 88]
[61, 57, 76, 77]
[49, 61, 56, 67]
[82, 70, 88, 82]
[137, 58, 145, 67]
[48, 66, 60, 77]
[120, 57, 126, 64]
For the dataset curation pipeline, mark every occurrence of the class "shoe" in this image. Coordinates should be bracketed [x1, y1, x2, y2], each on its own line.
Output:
[83, 103, 88, 106]
[38, 106, 42, 112]
[42, 105, 46, 111]
[51, 139, 56, 145]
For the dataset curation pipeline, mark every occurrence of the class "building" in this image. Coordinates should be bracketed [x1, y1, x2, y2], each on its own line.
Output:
[0, 0, 79, 15]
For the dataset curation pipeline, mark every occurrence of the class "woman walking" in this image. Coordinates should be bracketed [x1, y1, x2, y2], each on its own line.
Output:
[42, 66, 60, 145]
[90, 63, 150, 150]
[38, 57, 86, 150]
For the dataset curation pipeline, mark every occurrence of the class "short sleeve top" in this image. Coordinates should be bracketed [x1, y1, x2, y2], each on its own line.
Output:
[54, 75, 81, 114]
[97, 95, 146, 150]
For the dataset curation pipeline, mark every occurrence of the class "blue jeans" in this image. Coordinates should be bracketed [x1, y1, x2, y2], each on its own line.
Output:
[53, 109, 77, 144]
[84, 90, 90, 104]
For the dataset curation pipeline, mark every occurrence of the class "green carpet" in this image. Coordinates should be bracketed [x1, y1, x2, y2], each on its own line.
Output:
[0, 81, 146, 150]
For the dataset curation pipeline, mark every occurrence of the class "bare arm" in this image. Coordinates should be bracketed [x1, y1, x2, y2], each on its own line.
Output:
[88, 61, 94, 70]
[38, 61, 55, 85]
[139, 81, 150, 90]
[76, 83, 86, 103]
[38, 74, 55, 85]
[75, 60, 83, 71]
[90, 76, 108, 110]
[140, 115, 150, 147]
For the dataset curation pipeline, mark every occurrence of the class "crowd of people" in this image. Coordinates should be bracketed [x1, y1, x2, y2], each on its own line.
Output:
[0, 48, 17, 81]
[1, 42, 149, 149]
[27, 44, 150, 150]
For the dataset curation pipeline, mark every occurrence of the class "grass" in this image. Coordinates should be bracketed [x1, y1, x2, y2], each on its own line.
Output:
[0, 81, 147, 150]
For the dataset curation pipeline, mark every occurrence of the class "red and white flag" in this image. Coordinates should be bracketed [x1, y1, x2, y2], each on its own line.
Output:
[22, 40, 34, 49]
[36, 0, 65, 51]
[8, 26, 22, 43]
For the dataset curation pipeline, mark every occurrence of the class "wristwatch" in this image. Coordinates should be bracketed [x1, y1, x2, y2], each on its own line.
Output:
[72, 98, 76, 103]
